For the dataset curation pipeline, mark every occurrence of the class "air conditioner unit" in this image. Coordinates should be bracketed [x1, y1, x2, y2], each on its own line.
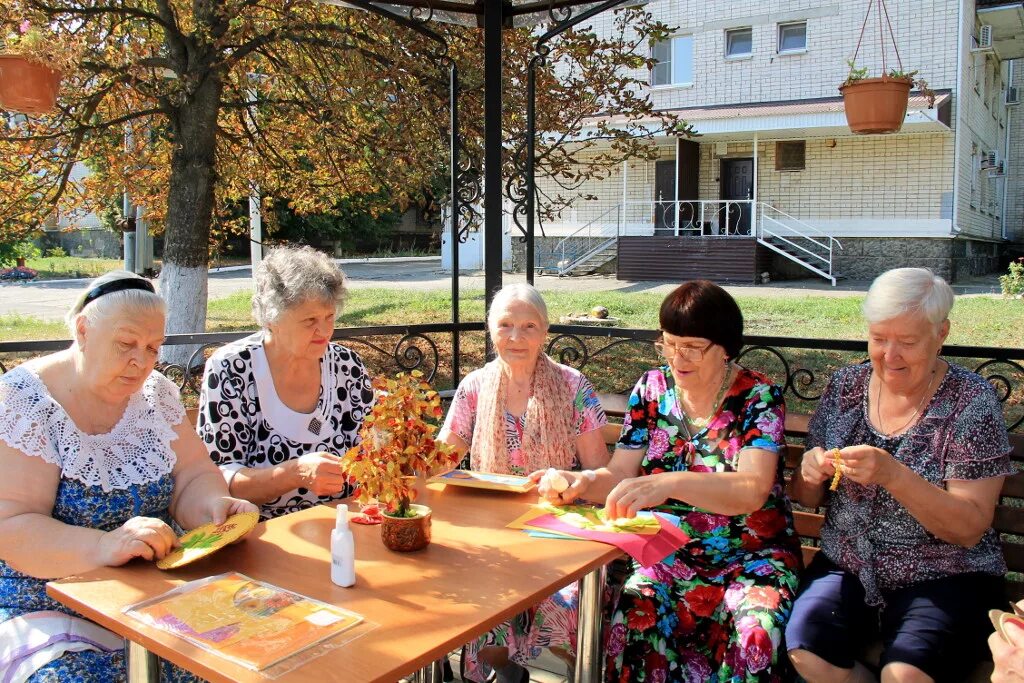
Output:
[973, 24, 995, 52]
[988, 161, 1006, 177]
[1007, 86, 1020, 105]
[981, 150, 999, 168]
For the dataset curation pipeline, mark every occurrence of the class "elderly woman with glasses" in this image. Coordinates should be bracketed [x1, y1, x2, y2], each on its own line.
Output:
[786, 268, 1012, 683]
[197, 246, 374, 520]
[0, 272, 256, 682]
[538, 280, 800, 683]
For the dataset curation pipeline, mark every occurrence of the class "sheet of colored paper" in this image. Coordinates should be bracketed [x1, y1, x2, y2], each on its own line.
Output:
[526, 513, 689, 567]
[126, 572, 363, 670]
[428, 469, 536, 493]
[506, 504, 661, 535]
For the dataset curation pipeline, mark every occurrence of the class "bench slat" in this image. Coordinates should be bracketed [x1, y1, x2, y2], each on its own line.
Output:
[1002, 472, 1024, 500]
[793, 510, 824, 538]
[995, 505, 1024, 535]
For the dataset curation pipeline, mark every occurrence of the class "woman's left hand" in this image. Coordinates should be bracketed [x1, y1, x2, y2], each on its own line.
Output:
[837, 445, 900, 488]
[605, 474, 672, 519]
[208, 496, 259, 525]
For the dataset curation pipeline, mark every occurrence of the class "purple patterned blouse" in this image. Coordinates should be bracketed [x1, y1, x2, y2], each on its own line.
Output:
[806, 362, 1013, 606]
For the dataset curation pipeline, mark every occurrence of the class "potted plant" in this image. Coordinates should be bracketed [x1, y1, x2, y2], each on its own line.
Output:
[340, 371, 460, 552]
[0, 20, 78, 115]
[839, 0, 934, 135]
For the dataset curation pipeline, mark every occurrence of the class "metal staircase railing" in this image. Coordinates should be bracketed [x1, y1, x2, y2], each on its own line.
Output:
[756, 204, 842, 286]
[539, 204, 621, 276]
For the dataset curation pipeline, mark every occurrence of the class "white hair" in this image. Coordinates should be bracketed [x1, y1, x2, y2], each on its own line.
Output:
[65, 271, 165, 337]
[487, 283, 549, 334]
[862, 267, 955, 326]
[252, 246, 347, 327]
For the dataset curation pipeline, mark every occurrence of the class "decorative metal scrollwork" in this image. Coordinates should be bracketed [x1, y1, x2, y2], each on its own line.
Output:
[546, 333, 590, 368]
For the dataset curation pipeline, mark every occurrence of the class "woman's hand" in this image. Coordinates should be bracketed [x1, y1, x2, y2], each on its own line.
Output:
[530, 469, 592, 506]
[838, 445, 900, 488]
[293, 452, 348, 497]
[799, 447, 836, 486]
[991, 609, 1024, 683]
[95, 516, 178, 565]
[207, 496, 259, 525]
[605, 474, 673, 519]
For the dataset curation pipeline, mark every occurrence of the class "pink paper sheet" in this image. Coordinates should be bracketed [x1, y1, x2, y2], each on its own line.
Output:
[526, 513, 690, 567]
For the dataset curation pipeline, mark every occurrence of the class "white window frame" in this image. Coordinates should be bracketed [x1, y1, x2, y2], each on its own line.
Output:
[777, 21, 807, 54]
[725, 27, 753, 59]
[650, 34, 695, 88]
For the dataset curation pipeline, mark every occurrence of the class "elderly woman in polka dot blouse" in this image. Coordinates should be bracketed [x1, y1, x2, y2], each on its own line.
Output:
[197, 246, 374, 520]
[787, 268, 1014, 683]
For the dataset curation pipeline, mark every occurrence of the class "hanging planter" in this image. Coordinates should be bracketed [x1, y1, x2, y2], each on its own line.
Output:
[840, 0, 932, 135]
[0, 55, 61, 115]
[840, 75, 912, 134]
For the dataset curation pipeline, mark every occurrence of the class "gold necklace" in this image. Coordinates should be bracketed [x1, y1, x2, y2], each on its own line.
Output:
[874, 363, 939, 436]
[683, 362, 733, 429]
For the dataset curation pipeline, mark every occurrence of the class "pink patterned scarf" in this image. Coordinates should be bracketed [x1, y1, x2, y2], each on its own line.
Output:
[470, 355, 576, 474]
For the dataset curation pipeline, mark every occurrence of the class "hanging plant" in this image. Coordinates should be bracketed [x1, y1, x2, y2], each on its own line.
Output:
[0, 20, 80, 115]
[840, 0, 935, 135]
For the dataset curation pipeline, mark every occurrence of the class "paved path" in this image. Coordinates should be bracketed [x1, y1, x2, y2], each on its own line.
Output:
[0, 256, 1004, 321]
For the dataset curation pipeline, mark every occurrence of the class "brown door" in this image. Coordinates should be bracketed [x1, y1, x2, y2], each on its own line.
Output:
[677, 139, 699, 231]
[720, 158, 753, 235]
[654, 159, 675, 234]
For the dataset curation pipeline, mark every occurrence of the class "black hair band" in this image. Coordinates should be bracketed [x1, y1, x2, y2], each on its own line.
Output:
[81, 278, 156, 308]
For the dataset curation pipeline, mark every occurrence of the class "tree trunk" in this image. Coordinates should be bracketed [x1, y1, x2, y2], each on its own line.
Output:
[159, 72, 224, 367]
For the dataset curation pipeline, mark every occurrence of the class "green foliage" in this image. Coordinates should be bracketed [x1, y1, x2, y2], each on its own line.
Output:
[1001, 258, 1024, 298]
[267, 193, 401, 254]
[0, 239, 41, 266]
[44, 246, 67, 258]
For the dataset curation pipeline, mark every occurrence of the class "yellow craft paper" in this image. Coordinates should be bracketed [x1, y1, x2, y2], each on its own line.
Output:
[129, 573, 362, 670]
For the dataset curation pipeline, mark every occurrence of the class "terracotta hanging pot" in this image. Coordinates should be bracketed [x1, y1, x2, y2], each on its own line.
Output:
[0, 55, 61, 115]
[380, 503, 432, 552]
[840, 76, 912, 134]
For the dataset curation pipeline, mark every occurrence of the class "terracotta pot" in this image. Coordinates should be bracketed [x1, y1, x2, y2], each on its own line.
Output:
[0, 56, 62, 115]
[15, 257, 26, 268]
[839, 76, 912, 134]
[380, 503, 431, 552]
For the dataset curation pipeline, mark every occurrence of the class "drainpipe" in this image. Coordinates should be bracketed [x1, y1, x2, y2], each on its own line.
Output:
[950, 0, 966, 237]
[1001, 60, 1013, 241]
[674, 138, 680, 236]
[621, 159, 628, 236]
[752, 133, 759, 236]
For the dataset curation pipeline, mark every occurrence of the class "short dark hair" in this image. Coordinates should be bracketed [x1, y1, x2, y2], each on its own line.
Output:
[659, 280, 744, 359]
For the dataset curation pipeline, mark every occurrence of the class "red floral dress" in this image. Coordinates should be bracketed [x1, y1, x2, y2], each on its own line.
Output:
[606, 366, 801, 683]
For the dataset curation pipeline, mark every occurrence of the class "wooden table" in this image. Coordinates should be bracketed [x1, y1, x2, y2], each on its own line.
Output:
[47, 484, 622, 683]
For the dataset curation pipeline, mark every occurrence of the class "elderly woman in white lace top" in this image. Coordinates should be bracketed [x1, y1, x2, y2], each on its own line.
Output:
[0, 271, 256, 683]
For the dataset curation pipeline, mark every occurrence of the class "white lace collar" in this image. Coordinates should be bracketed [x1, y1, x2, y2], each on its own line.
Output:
[0, 365, 182, 491]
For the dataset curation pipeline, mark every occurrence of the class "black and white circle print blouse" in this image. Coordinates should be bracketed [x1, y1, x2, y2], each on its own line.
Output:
[197, 332, 374, 519]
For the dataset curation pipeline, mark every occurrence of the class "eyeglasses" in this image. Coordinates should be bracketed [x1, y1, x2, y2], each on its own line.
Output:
[653, 338, 715, 362]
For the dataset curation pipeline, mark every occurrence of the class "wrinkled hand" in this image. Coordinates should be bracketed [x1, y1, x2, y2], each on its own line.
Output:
[96, 516, 178, 565]
[991, 610, 1024, 683]
[799, 447, 836, 487]
[605, 474, 672, 520]
[294, 451, 347, 497]
[530, 469, 590, 506]
[207, 496, 259, 525]
[838, 445, 899, 487]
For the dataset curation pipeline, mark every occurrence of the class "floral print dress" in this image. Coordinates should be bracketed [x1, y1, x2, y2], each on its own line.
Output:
[606, 366, 801, 683]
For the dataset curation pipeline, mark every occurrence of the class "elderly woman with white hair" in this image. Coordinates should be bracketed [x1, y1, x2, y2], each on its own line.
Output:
[787, 268, 1013, 683]
[197, 246, 374, 520]
[0, 271, 256, 682]
[438, 283, 609, 683]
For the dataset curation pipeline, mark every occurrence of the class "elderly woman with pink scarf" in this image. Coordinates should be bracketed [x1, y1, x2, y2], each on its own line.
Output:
[438, 283, 609, 683]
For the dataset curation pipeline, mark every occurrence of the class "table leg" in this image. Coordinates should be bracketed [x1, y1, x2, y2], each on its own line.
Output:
[125, 640, 160, 683]
[574, 564, 607, 683]
[412, 659, 445, 683]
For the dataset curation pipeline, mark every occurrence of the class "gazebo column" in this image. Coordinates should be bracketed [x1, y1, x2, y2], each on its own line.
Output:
[483, 0, 508, 313]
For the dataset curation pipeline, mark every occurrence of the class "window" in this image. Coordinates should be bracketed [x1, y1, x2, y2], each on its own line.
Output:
[778, 21, 807, 53]
[725, 28, 752, 57]
[651, 35, 694, 86]
[775, 141, 805, 171]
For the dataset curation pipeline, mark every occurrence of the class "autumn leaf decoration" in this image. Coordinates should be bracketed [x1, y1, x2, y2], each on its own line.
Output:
[341, 371, 460, 518]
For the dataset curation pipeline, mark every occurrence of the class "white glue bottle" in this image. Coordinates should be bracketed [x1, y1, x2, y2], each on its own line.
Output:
[331, 504, 355, 587]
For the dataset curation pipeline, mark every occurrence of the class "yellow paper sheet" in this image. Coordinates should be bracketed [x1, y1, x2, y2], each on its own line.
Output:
[506, 504, 661, 535]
